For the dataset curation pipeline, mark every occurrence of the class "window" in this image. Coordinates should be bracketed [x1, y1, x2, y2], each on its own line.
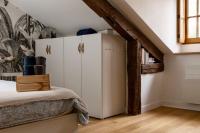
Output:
[178, 0, 200, 44]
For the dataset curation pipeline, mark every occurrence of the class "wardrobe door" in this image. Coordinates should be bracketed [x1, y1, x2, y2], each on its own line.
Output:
[48, 38, 64, 87]
[36, 38, 64, 87]
[82, 33, 103, 118]
[64, 36, 82, 97]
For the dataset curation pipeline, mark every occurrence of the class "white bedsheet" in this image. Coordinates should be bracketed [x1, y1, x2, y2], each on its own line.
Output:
[0, 80, 80, 106]
[0, 80, 89, 125]
[0, 80, 16, 91]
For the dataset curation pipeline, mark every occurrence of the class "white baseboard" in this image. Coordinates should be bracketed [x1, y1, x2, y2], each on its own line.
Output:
[142, 101, 162, 113]
[135, 101, 200, 114]
[162, 101, 200, 111]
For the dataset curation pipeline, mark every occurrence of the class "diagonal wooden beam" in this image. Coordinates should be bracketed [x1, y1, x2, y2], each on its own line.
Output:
[83, 0, 164, 61]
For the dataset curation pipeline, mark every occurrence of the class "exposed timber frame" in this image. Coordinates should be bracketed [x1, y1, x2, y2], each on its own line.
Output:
[83, 0, 164, 115]
[127, 40, 141, 114]
[142, 63, 164, 74]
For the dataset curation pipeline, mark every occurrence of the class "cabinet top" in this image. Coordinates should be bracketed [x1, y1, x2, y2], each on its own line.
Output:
[35, 32, 123, 41]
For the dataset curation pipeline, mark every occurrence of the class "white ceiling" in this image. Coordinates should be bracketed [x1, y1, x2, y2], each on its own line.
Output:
[9, 0, 110, 36]
[9, 0, 172, 53]
[108, 0, 171, 53]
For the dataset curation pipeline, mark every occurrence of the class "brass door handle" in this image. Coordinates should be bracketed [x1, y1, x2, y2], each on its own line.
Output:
[46, 45, 49, 55]
[49, 45, 51, 55]
[78, 43, 81, 54]
[81, 43, 84, 53]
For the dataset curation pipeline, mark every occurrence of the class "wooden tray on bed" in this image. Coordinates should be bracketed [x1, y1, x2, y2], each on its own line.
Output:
[16, 74, 50, 92]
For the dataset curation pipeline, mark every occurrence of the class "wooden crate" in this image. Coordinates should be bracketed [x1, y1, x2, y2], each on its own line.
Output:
[16, 74, 50, 92]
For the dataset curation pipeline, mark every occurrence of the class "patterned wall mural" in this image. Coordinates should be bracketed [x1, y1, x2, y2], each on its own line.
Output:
[0, 0, 56, 73]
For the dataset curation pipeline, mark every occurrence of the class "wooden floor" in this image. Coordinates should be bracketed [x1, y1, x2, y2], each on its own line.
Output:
[78, 107, 200, 133]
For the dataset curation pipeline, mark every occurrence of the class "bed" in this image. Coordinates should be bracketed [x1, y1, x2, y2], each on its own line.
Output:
[0, 80, 89, 133]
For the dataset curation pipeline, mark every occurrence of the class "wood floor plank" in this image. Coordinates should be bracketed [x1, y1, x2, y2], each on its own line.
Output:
[78, 107, 200, 133]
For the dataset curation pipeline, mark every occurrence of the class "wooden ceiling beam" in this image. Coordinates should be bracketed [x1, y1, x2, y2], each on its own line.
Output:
[83, 0, 164, 61]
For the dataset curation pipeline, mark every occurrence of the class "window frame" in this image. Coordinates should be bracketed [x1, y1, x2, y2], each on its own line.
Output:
[177, 0, 200, 44]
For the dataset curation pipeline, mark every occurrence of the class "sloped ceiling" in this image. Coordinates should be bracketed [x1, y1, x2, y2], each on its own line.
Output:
[9, 0, 174, 54]
[108, 0, 172, 54]
[9, 0, 110, 36]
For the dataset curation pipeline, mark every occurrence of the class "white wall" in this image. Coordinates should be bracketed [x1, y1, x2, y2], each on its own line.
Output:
[125, 0, 200, 54]
[162, 55, 200, 111]
[141, 55, 200, 112]
[125, 0, 179, 53]
[141, 73, 164, 112]
[124, 0, 200, 111]
[109, 0, 172, 54]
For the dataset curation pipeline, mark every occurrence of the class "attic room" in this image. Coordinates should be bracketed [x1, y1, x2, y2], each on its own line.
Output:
[0, 0, 200, 132]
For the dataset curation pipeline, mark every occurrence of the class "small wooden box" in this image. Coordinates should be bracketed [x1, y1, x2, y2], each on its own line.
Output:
[16, 74, 50, 92]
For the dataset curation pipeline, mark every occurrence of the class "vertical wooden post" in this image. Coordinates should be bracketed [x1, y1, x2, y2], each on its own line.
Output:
[127, 39, 141, 115]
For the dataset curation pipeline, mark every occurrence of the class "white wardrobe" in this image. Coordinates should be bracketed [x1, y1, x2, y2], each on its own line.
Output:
[36, 33, 126, 119]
